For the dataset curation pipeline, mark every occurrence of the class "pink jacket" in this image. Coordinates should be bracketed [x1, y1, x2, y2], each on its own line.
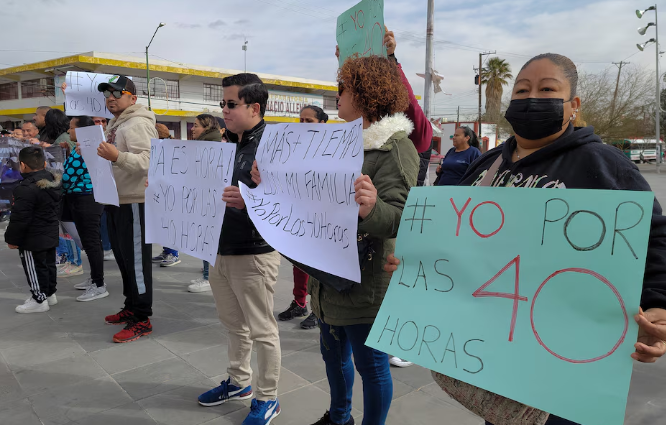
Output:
[397, 62, 432, 153]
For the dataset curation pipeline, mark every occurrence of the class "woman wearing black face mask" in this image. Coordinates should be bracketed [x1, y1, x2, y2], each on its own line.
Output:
[384, 53, 666, 425]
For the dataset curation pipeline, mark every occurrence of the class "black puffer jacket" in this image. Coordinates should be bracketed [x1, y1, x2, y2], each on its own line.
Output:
[5, 169, 61, 251]
[219, 120, 274, 256]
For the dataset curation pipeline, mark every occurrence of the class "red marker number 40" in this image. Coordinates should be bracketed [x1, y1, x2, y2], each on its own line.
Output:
[473, 255, 629, 364]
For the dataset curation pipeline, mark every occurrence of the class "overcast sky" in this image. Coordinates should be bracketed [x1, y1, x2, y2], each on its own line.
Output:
[1, 0, 659, 119]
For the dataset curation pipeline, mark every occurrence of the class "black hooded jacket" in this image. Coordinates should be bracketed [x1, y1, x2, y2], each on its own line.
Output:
[219, 120, 274, 256]
[459, 125, 666, 311]
[5, 169, 61, 251]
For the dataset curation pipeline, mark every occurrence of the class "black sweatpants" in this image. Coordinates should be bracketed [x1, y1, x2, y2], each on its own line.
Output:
[19, 248, 57, 303]
[106, 203, 153, 320]
[66, 194, 105, 287]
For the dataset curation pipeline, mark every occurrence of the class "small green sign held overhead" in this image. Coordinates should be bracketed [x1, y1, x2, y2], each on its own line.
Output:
[336, 0, 387, 67]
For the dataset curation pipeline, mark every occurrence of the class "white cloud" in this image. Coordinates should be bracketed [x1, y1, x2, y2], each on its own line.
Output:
[0, 0, 657, 117]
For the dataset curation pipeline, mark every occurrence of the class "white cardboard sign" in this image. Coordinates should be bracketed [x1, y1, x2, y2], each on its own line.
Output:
[75, 125, 120, 207]
[145, 139, 237, 265]
[241, 119, 364, 282]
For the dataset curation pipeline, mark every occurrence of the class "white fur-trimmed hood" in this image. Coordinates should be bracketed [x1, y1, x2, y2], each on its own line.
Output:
[363, 113, 414, 151]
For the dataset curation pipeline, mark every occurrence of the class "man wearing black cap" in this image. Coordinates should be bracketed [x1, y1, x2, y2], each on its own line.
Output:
[94, 75, 158, 343]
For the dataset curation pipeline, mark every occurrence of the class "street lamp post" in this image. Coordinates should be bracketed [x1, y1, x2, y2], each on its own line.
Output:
[242, 38, 248, 73]
[146, 22, 166, 111]
[637, 5, 660, 172]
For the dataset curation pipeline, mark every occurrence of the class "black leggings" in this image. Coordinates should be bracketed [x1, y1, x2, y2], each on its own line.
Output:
[66, 194, 104, 287]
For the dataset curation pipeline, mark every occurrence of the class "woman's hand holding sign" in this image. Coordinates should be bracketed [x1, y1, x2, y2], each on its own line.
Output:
[633, 308, 666, 363]
[355, 175, 377, 220]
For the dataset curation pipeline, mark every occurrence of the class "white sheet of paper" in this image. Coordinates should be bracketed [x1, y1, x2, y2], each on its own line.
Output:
[241, 119, 364, 282]
[75, 125, 120, 207]
[65, 72, 130, 119]
[145, 139, 237, 266]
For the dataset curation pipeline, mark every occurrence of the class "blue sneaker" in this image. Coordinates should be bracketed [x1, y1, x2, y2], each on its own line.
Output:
[198, 378, 253, 407]
[243, 399, 280, 425]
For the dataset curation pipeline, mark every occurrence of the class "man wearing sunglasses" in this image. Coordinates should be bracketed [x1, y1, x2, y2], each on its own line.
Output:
[95, 75, 158, 343]
[197, 73, 282, 425]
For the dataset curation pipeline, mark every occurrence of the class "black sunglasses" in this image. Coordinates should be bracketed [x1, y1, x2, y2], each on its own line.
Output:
[220, 100, 251, 110]
[103, 89, 131, 99]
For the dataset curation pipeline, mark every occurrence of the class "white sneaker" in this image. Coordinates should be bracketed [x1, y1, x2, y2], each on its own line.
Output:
[76, 284, 109, 302]
[74, 278, 93, 290]
[47, 294, 58, 305]
[16, 297, 50, 314]
[188, 278, 211, 293]
[389, 356, 414, 368]
[103, 250, 114, 261]
[57, 263, 84, 277]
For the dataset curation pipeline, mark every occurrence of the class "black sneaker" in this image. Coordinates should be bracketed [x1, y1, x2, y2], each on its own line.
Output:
[312, 411, 355, 425]
[278, 300, 308, 321]
[300, 312, 317, 329]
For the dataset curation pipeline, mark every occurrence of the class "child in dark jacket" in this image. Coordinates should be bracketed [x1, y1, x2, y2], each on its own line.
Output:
[5, 146, 61, 313]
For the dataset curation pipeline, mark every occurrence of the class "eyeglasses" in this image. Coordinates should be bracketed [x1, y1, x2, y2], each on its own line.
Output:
[338, 84, 345, 96]
[103, 90, 132, 99]
[220, 100, 251, 110]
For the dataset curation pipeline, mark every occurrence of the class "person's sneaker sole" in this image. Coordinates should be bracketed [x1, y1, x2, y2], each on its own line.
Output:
[198, 391, 253, 407]
[59, 269, 84, 277]
[113, 330, 152, 343]
[77, 290, 109, 302]
[300, 321, 317, 330]
[266, 406, 281, 424]
[106, 317, 133, 325]
[160, 259, 181, 267]
[16, 304, 50, 314]
[188, 285, 211, 293]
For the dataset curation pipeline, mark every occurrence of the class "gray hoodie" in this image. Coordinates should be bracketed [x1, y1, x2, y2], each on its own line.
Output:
[105, 104, 157, 204]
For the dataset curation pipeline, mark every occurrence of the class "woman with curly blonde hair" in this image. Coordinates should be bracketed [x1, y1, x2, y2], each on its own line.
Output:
[301, 55, 420, 425]
[252, 55, 419, 425]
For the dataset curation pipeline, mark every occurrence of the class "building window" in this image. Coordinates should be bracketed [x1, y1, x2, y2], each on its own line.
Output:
[203, 83, 223, 102]
[0, 82, 18, 100]
[133, 76, 180, 99]
[323, 95, 338, 110]
[21, 78, 55, 99]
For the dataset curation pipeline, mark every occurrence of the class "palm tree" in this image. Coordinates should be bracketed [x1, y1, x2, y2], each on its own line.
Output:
[482, 58, 513, 124]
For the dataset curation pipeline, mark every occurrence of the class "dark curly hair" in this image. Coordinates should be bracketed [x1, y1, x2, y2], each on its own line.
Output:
[337, 56, 409, 123]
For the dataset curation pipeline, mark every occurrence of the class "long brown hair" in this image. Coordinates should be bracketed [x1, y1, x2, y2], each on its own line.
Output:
[196, 114, 221, 131]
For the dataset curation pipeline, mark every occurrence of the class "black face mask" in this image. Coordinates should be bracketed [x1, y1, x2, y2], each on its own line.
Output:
[504, 98, 567, 140]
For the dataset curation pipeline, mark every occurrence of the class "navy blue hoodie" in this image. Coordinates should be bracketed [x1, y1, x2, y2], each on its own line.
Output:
[460, 125, 666, 311]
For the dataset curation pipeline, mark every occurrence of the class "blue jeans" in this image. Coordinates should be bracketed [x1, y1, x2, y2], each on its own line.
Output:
[486, 416, 578, 425]
[100, 210, 111, 251]
[164, 247, 178, 256]
[319, 320, 392, 425]
[203, 261, 209, 280]
[57, 236, 81, 266]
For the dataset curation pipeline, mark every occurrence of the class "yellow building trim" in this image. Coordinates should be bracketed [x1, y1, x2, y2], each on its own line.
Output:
[152, 109, 201, 118]
[0, 56, 83, 77]
[81, 57, 338, 92]
[0, 105, 64, 117]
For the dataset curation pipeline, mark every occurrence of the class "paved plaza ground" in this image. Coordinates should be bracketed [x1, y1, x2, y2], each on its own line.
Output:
[0, 164, 664, 425]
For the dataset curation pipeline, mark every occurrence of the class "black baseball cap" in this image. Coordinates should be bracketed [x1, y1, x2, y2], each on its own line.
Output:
[98, 75, 136, 95]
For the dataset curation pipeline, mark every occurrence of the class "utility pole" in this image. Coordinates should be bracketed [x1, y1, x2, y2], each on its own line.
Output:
[476, 51, 495, 146]
[610, 61, 629, 119]
[423, 0, 435, 118]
